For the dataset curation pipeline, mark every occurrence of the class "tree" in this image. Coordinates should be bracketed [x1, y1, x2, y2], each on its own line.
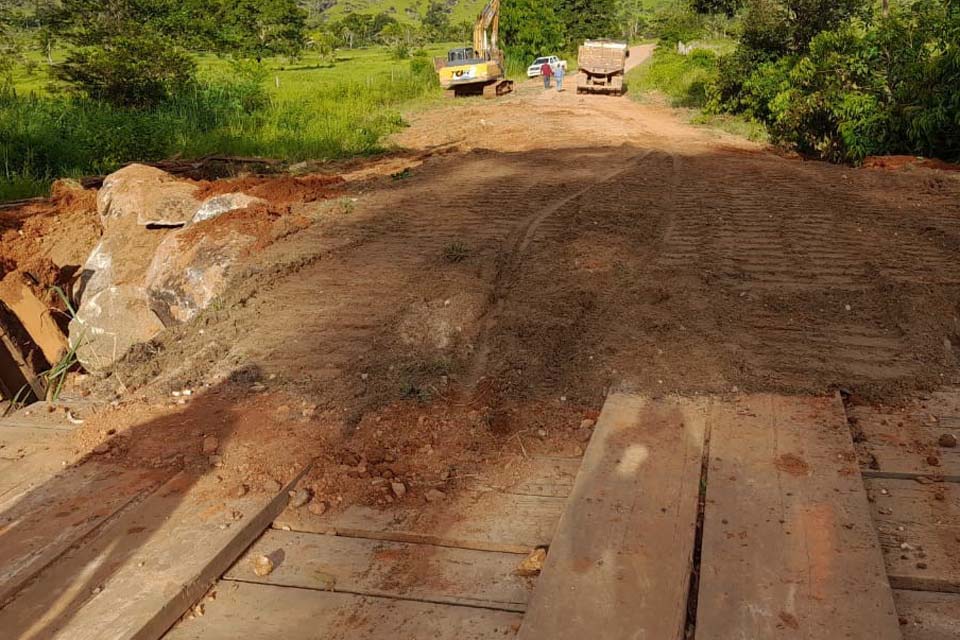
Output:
[0, 5, 22, 81]
[501, 0, 565, 61]
[379, 22, 423, 59]
[217, 0, 307, 62]
[422, 0, 453, 41]
[559, 0, 618, 47]
[50, 0, 203, 106]
[331, 12, 397, 48]
[307, 28, 337, 62]
[691, 0, 743, 16]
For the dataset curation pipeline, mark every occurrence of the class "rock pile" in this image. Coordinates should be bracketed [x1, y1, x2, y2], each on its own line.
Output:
[69, 164, 267, 372]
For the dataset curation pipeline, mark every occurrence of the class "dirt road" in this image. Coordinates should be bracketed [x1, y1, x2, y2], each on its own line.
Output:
[112, 79, 960, 423]
[625, 43, 655, 71]
[5, 54, 960, 640]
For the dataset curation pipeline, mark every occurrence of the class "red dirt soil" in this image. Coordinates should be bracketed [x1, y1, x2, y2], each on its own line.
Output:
[193, 174, 345, 205]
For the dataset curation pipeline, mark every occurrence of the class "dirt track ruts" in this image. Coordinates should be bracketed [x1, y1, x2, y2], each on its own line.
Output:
[111, 80, 960, 415]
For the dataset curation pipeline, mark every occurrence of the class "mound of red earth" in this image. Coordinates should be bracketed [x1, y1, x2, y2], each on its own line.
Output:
[69, 164, 344, 373]
[0, 164, 345, 400]
[862, 155, 960, 172]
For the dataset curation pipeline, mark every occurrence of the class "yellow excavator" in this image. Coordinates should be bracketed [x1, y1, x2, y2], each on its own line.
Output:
[435, 0, 514, 98]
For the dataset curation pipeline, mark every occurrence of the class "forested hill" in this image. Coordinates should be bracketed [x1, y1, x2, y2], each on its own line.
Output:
[314, 0, 485, 23]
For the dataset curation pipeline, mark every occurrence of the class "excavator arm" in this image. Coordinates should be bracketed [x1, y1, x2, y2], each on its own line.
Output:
[473, 0, 501, 61]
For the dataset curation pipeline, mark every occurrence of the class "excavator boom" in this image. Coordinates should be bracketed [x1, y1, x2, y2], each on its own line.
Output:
[474, 0, 501, 60]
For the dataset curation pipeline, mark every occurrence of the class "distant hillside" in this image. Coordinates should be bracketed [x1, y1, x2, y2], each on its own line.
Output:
[314, 0, 486, 24]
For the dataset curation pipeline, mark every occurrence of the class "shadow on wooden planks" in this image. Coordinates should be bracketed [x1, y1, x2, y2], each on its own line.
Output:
[0, 368, 300, 640]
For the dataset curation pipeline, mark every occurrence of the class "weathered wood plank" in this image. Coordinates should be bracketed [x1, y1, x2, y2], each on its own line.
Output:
[0, 465, 308, 640]
[275, 491, 566, 554]
[865, 478, 960, 592]
[466, 456, 581, 498]
[848, 391, 960, 480]
[697, 394, 901, 639]
[518, 394, 708, 640]
[895, 589, 960, 640]
[225, 529, 531, 611]
[163, 581, 522, 640]
[0, 462, 170, 605]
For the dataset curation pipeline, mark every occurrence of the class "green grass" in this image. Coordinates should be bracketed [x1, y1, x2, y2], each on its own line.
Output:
[628, 45, 718, 108]
[2, 45, 454, 201]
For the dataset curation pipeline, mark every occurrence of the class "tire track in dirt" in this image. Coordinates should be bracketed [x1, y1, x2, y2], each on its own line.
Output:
[125, 87, 960, 407]
[649, 149, 960, 390]
[232, 147, 652, 412]
[464, 148, 667, 393]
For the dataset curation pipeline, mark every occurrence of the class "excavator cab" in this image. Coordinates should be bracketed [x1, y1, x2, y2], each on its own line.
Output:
[447, 47, 481, 64]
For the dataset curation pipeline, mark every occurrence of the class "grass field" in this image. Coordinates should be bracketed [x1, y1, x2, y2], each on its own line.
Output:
[2, 44, 459, 201]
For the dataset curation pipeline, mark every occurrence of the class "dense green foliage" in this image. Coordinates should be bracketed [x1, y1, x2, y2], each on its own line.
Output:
[560, 0, 620, 45]
[501, 0, 566, 61]
[217, 0, 308, 61]
[501, 0, 632, 61]
[711, 0, 960, 163]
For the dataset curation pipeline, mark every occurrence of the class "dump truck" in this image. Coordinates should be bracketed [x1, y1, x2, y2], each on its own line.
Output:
[577, 39, 629, 95]
[435, 0, 514, 98]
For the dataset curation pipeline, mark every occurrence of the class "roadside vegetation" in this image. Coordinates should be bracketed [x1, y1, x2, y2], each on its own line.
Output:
[628, 0, 960, 164]
[2, 0, 958, 202]
[0, 1, 453, 200]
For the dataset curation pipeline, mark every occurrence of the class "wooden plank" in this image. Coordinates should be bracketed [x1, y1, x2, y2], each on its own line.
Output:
[894, 589, 960, 640]
[163, 581, 522, 640]
[848, 391, 960, 480]
[865, 478, 960, 592]
[518, 394, 708, 640]
[697, 394, 901, 639]
[467, 456, 581, 498]
[224, 529, 531, 611]
[0, 423, 76, 503]
[1, 400, 97, 432]
[275, 491, 566, 554]
[0, 276, 69, 365]
[0, 465, 308, 640]
[0, 462, 171, 605]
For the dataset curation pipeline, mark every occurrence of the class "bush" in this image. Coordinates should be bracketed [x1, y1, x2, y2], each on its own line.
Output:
[714, 0, 960, 163]
[653, 6, 705, 45]
[54, 34, 196, 108]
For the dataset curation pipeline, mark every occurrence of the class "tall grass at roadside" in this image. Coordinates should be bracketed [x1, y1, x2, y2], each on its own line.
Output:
[1, 55, 440, 201]
[628, 46, 718, 108]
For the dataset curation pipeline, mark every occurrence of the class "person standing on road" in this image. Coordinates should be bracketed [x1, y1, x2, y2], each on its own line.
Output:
[540, 60, 553, 89]
[555, 62, 565, 91]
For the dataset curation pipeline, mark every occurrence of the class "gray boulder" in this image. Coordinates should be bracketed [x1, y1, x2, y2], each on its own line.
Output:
[69, 285, 165, 373]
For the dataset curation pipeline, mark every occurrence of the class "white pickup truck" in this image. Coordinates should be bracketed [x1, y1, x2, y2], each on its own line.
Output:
[526, 55, 568, 77]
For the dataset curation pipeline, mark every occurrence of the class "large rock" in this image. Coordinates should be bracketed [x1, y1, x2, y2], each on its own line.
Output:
[97, 164, 200, 227]
[145, 220, 258, 325]
[77, 215, 171, 302]
[192, 193, 266, 225]
[68, 285, 165, 372]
